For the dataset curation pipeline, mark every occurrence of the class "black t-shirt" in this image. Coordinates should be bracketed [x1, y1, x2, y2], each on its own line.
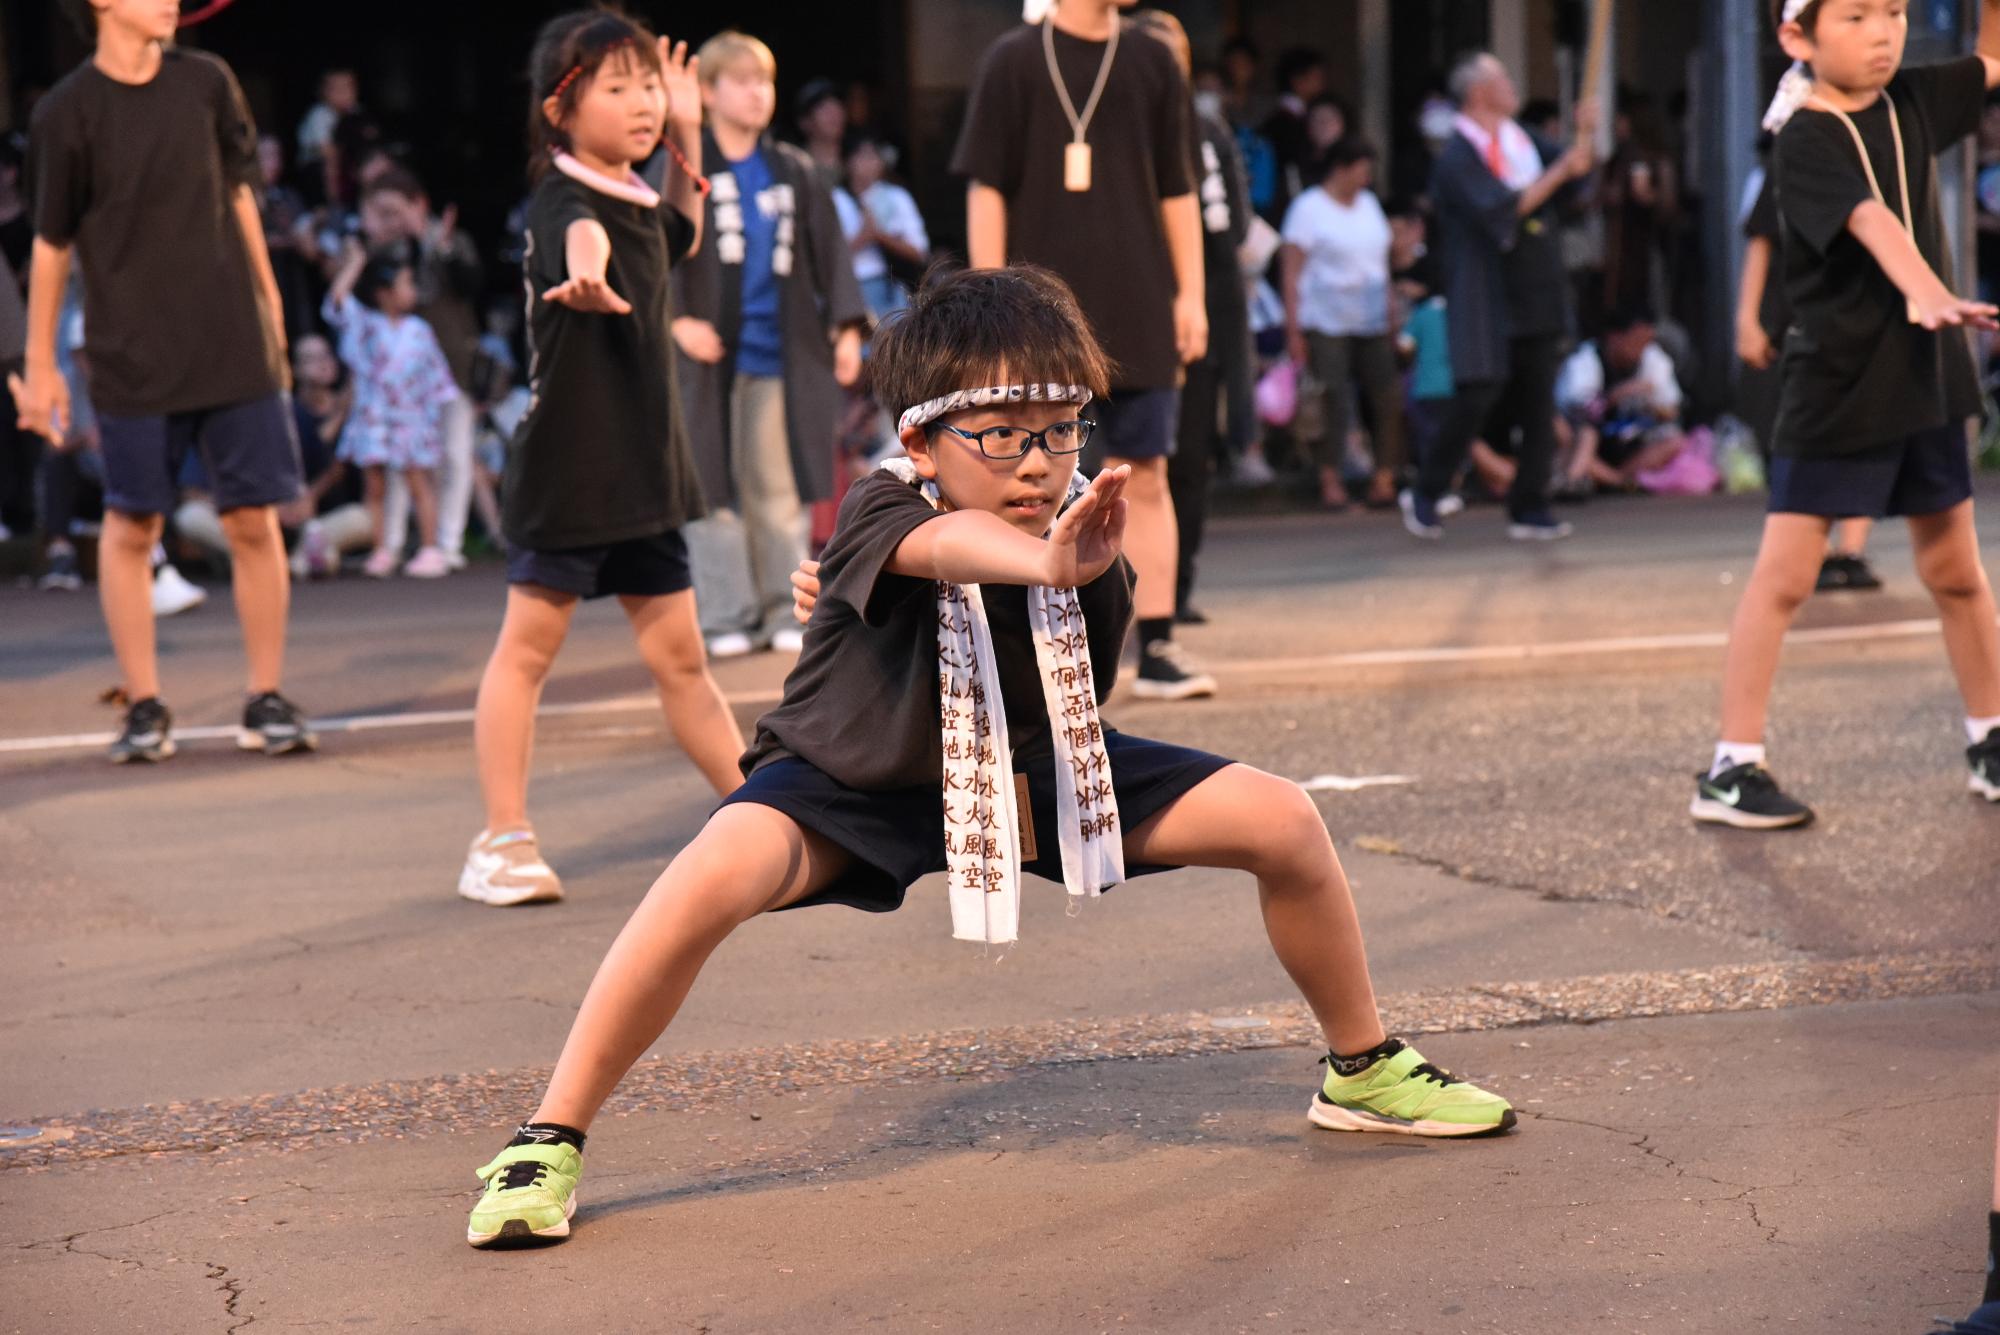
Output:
[1772, 58, 1985, 458]
[27, 50, 279, 417]
[294, 397, 362, 512]
[743, 472, 1136, 790]
[504, 170, 705, 551]
[951, 23, 1194, 391]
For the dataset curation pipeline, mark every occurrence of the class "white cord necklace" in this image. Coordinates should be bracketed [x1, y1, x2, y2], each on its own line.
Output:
[1807, 93, 1921, 324]
[1043, 14, 1119, 192]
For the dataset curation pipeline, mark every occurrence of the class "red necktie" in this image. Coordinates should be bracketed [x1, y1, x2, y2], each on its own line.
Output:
[1486, 130, 1508, 180]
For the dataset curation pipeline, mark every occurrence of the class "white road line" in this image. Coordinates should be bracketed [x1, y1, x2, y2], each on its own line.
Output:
[0, 616, 1950, 757]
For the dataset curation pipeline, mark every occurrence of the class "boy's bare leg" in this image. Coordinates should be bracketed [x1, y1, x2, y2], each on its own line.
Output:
[1122, 764, 1386, 1056]
[475, 584, 580, 832]
[218, 505, 289, 695]
[1718, 513, 1834, 744]
[99, 509, 164, 701]
[534, 803, 851, 1129]
[619, 591, 746, 796]
[1107, 455, 1178, 622]
[1833, 516, 1874, 557]
[1908, 502, 2000, 717]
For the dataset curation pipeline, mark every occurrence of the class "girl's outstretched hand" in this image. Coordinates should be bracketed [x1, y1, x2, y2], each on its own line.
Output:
[1040, 464, 1129, 589]
[543, 274, 633, 315]
[658, 36, 702, 130]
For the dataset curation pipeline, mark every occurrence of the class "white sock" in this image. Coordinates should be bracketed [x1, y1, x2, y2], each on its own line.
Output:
[1967, 716, 2000, 745]
[1712, 742, 1766, 777]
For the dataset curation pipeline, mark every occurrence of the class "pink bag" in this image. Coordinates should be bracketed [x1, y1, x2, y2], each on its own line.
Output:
[1636, 426, 1721, 496]
[1256, 359, 1299, 427]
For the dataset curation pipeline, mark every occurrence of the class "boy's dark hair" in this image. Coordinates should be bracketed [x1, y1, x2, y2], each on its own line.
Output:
[525, 7, 665, 179]
[356, 245, 414, 310]
[870, 266, 1112, 426]
[1276, 47, 1326, 92]
[363, 167, 426, 204]
[1603, 303, 1657, 335]
[1319, 135, 1377, 178]
[1772, 0, 1824, 34]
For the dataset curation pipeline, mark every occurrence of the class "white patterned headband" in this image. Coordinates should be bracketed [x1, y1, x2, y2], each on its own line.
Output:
[897, 383, 1094, 434]
[1763, 0, 1818, 132]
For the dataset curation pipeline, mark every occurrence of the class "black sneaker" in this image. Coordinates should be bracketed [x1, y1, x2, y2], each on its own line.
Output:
[1689, 762, 1815, 829]
[1173, 602, 1209, 626]
[1131, 640, 1217, 701]
[1969, 728, 2000, 802]
[1838, 553, 1882, 591]
[108, 697, 175, 764]
[238, 691, 318, 756]
[39, 548, 82, 592]
[1506, 509, 1575, 541]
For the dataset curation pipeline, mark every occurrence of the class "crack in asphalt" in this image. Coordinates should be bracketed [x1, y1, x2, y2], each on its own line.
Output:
[207, 1260, 254, 1332]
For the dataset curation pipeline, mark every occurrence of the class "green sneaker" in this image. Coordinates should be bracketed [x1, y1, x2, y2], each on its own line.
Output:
[468, 1141, 583, 1247]
[1308, 1040, 1517, 1138]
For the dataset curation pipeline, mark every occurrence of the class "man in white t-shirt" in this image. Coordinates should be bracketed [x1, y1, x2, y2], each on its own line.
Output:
[1554, 305, 1686, 491]
[1279, 137, 1403, 508]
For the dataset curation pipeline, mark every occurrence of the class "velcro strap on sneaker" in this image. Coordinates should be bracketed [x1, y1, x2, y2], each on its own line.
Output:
[476, 1143, 577, 1182]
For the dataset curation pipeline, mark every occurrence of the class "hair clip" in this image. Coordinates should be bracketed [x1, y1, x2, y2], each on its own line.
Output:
[551, 63, 585, 101]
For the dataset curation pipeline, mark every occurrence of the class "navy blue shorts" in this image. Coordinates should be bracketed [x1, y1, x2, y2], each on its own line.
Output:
[98, 394, 302, 516]
[723, 730, 1236, 914]
[1767, 425, 1972, 519]
[1090, 387, 1182, 462]
[505, 529, 693, 600]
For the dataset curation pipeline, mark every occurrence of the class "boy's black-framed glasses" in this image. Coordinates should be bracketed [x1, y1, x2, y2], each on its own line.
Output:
[927, 419, 1096, 460]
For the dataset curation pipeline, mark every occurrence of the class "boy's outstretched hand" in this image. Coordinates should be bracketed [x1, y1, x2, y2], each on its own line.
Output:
[1040, 465, 1129, 589]
[543, 273, 633, 315]
[1911, 290, 2000, 332]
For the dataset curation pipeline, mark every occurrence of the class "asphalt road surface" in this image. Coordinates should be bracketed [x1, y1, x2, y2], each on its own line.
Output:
[4, 489, 1996, 1333]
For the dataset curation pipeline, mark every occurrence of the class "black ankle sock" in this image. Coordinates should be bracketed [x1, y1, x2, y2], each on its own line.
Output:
[1139, 618, 1172, 649]
[1327, 1036, 1405, 1077]
[508, 1121, 586, 1152]
[1984, 1210, 1999, 1304]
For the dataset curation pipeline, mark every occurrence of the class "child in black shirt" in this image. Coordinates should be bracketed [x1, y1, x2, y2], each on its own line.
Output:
[1694, 0, 2000, 830]
[458, 12, 746, 908]
[12, 0, 314, 763]
[464, 265, 1515, 1249]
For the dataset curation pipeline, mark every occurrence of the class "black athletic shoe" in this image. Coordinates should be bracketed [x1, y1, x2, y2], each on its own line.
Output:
[1838, 554, 1883, 591]
[1969, 728, 2000, 802]
[1174, 602, 1209, 626]
[1689, 762, 1815, 830]
[108, 697, 175, 764]
[1131, 640, 1217, 701]
[238, 691, 317, 756]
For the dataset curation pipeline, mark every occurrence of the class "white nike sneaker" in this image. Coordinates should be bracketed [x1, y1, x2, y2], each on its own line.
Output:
[152, 564, 208, 617]
[459, 829, 565, 906]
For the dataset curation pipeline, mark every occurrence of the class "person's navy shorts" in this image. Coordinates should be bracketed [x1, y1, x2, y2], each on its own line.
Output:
[1767, 424, 1972, 518]
[506, 529, 693, 600]
[98, 393, 301, 516]
[1090, 387, 1182, 463]
[720, 730, 1235, 914]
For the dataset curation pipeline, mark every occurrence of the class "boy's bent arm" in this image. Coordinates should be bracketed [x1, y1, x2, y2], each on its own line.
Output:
[887, 510, 1057, 587]
[966, 183, 1008, 270]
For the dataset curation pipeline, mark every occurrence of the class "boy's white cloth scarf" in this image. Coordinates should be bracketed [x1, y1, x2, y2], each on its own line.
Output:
[1764, 0, 1818, 131]
[876, 451, 1124, 946]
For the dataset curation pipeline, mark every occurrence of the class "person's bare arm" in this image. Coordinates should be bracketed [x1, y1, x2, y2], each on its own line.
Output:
[1162, 193, 1207, 363]
[8, 238, 75, 442]
[1849, 200, 1999, 329]
[1978, 0, 2000, 86]
[1736, 235, 1777, 369]
[1278, 242, 1308, 365]
[886, 466, 1129, 589]
[545, 220, 633, 314]
[966, 182, 1008, 270]
[231, 184, 290, 374]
